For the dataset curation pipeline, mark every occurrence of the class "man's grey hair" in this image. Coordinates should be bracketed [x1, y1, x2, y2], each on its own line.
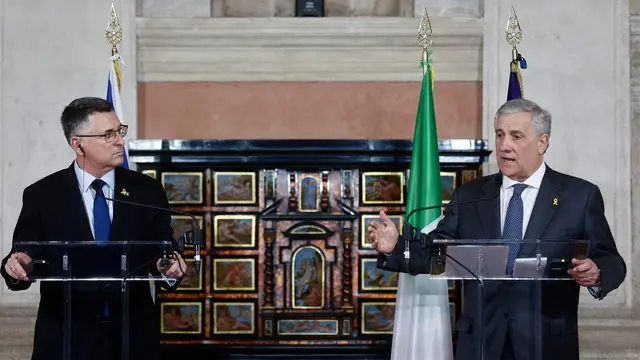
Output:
[494, 98, 552, 137]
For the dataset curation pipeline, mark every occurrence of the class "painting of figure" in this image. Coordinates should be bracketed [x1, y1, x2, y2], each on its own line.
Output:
[277, 319, 338, 335]
[213, 258, 255, 291]
[160, 302, 202, 334]
[361, 302, 395, 334]
[161, 172, 203, 204]
[214, 172, 256, 204]
[440, 172, 457, 204]
[214, 215, 255, 248]
[362, 172, 404, 204]
[299, 176, 320, 212]
[213, 303, 254, 334]
[461, 169, 477, 184]
[291, 246, 324, 309]
[361, 258, 398, 291]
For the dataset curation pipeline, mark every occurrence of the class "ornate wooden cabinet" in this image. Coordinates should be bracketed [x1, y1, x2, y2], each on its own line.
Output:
[128, 139, 491, 358]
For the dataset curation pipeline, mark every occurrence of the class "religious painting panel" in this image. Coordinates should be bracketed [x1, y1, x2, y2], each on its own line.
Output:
[360, 301, 395, 335]
[213, 171, 257, 205]
[291, 245, 326, 309]
[160, 301, 204, 335]
[212, 301, 256, 335]
[440, 171, 457, 204]
[276, 319, 340, 336]
[361, 171, 404, 205]
[213, 257, 256, 291]
[161, 172, 203, 204]
[213, 214, 256, 248]
[360, 257, 398, 291]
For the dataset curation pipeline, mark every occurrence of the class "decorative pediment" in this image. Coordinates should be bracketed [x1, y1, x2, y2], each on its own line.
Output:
[282, 221, 335, 240]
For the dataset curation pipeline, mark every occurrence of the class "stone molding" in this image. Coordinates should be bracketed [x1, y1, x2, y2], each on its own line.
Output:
[136, 17, 483, 82]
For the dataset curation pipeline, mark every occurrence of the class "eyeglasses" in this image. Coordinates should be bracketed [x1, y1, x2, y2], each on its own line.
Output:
[76, 125, 128, 143]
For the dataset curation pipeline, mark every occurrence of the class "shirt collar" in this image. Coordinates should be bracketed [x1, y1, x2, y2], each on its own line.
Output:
[74, 161, 115, 193]
[502, 162, 546, 190]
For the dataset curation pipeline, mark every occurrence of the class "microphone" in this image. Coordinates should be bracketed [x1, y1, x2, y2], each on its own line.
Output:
[401, 175, 502, 261]
[98, 193, 203, 274]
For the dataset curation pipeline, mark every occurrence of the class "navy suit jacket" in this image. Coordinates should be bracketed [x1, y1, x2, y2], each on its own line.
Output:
[380, 166, 626, 360]
[0, 164, 178, 360]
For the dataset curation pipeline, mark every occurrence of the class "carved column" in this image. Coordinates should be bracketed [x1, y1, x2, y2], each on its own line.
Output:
[341, 230, 354, 308]
[263, 229, 276, 308]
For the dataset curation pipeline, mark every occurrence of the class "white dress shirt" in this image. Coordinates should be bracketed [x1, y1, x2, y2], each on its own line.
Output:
[74, 161, 115, 240]
[74, 161, 174, 287]
[500, 162, 546, 237]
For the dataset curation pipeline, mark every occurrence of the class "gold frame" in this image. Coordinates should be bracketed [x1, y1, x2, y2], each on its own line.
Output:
[360, 258, 398, 291]
[264, 170, 277, 199]
[142, 170, 156, 179]
[213, 171, 257, 205]
[213, 302, 255, 335]
[461, 169, 477, 184]
[361, 302, 395, 335]
[361, 171, 404, 205]
[213, 214, 256, 248]
[360, 214, 403, 248]
[297, 173, 322, 212]
[160, 301, 203, 335]
[170, 215, 204, 248]
[161, 172, 203, 204]
[213, 258, 256, 291]
[440, 171, 457, 204]
[276, 319, 339, 336]
[291, 245, 325, 309]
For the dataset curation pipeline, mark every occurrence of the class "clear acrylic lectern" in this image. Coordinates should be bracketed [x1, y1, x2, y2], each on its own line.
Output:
[14, 240, 176, 360]
[414, 238, 589, 360]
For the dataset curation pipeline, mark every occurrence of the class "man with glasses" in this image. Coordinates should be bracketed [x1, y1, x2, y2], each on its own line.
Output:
[0, 97, 186, 360]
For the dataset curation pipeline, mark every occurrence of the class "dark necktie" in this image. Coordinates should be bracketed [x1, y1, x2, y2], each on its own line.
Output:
[91, 179, 110, 242]
[91, 179, 111, 316]
[503, 183, 528, 275]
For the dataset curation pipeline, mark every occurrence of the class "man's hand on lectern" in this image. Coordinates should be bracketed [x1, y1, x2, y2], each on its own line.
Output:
[369, 210, 399, 254]
[4, 252, 33, 281]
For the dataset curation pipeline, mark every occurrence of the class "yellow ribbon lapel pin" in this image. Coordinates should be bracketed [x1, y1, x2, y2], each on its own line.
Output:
[120, 188, 130, 197]
[552, 198, 558, 206]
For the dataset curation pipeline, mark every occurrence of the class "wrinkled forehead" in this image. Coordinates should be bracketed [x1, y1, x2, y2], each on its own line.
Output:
[85, 111, 121, 133]
[495, 111, 534, 133]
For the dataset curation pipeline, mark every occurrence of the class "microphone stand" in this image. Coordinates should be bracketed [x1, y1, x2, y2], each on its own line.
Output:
[100, 194, 203, 273]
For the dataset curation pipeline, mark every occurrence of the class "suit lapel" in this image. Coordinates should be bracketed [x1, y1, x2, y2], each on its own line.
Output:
[476, 174, 501, 239]
[64, 164, 94, 241]
[110, 168, 132, 241]
[519, 167, 563, 257]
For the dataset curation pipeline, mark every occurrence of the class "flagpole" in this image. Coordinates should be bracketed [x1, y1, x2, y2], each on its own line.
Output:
[417, 8, 432, 77]
[505, 6, 526, 99]
[106, 3, 123, 91]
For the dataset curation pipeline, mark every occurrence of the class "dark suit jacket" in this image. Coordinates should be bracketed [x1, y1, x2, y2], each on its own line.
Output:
[0, 164, 179, 360]
[380, 166, 626, 360]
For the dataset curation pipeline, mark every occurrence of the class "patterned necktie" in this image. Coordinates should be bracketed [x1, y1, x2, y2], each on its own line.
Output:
[503, 183, 528, 275]
[91, 179, 111, 317]
[91, 179, 110, 242]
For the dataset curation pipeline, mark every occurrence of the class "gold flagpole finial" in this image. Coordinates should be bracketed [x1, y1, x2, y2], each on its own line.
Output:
[505, 6, 522, 61]
[106, 3, 123, 56]
[417, 7, 433, 76]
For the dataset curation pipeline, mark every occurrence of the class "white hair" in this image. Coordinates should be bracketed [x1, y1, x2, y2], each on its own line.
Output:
[494, 98, 552, 136]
